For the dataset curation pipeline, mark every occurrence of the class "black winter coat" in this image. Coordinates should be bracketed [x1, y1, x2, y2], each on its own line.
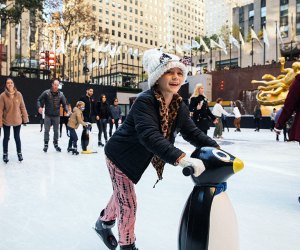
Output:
[189, 95, 216, 131]
[96, 101, 111, 120]
[37, 89, 68, 117]
[105, 89, 219, 184]
[80, 95, 96, 122]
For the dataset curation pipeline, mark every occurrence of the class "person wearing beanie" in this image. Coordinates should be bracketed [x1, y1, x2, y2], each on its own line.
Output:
[94, 48, 219, 250]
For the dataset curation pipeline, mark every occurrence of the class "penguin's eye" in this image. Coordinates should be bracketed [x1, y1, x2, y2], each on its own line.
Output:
[212, 149, 231, 162]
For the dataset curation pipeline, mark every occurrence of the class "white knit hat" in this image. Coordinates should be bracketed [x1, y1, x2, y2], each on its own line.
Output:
[142, 49, 188, 88]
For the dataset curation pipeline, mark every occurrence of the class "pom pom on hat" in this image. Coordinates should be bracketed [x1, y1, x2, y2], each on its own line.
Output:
[142, 48, 187, 88]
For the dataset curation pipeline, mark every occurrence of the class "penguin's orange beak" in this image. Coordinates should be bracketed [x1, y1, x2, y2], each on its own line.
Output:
[233, 158, 244, 173]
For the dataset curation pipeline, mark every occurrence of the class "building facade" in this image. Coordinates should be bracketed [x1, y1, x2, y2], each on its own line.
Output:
[194, 0, 300, 73]
[65, 0, 205, 84]
[204, 0, 253, 36]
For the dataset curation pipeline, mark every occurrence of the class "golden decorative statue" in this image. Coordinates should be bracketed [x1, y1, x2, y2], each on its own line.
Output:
[251, 57, 300, 106]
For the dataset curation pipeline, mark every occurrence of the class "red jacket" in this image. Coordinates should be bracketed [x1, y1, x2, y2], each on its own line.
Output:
[275, 74, 300, 141]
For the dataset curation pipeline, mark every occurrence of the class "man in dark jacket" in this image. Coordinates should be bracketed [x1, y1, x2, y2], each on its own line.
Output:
[37, 79, 68, 152]
[80, 87, 96, 123]
[80, 87, 96, 150]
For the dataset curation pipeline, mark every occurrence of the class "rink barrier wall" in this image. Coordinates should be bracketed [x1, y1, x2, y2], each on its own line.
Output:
[0, 76, 116, 124]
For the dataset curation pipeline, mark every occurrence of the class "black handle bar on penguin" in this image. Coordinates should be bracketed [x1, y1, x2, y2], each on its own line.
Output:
[182, 166, 194, 176]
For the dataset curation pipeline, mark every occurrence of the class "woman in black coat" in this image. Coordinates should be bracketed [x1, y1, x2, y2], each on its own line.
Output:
[95, 94, 111, 146]
[189, 83, 217, 134]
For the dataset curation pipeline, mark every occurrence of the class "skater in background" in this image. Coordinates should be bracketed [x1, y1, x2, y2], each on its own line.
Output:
[270, 108, 276, 131]
[221, 113, 230, 132]
[95, 94, 111, 146]
[67, 101, 87, 155]
[80, 87, 96, 123]
[232, 101, 241, 132]
[59, 101, 71, 137]
[37, 79, 69, 152]
[94, 49, 219, 250]
[212, 98, 230, 139]
[253, 105, 262, 131]
[80, 87, 96, 151]
[275, 73, 300, 142]
[109, 97, 122, 137]
[189, 83, 217, 135]
[0, 78, 29, 163]
[274, 107, 288, 141]
[274, 71, 300, 204]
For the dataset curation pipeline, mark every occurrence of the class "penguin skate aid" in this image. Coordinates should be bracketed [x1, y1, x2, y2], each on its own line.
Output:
[93, 49, 221, 250]
[179, 146, 244, 250]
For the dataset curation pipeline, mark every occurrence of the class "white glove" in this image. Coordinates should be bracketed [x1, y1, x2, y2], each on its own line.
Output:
[274, 127, 281, 135]
[178, 156, 205, 177]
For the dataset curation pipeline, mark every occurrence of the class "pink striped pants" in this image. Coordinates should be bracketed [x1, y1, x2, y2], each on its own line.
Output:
[100, 158, 137, 246]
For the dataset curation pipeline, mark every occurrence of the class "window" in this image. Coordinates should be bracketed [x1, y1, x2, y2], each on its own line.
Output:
[280, 0, 289, 37]
[296, 0, 300, 35]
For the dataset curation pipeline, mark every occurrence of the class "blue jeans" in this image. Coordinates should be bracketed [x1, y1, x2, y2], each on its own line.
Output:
[68, 127, 78, 148]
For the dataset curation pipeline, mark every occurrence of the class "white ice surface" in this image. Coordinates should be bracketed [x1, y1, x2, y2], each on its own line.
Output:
[0, 125, 299, 250]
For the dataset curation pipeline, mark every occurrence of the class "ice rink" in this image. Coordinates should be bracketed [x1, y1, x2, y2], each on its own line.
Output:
[0, 124, 299, 250]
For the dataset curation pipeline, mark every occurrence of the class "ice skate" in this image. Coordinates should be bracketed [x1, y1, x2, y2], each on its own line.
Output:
[17, 153, 23, 162]
[53, 141, 61, 152]
[72, 148, 79, 155]
[120, 243, 139, 250]
[94, 216, 118, 249]
[43, 141, 49, 152]
[3, 153, 9, 163]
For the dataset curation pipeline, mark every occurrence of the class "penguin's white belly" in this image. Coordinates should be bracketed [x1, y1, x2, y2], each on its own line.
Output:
[208, 192, 239, 250]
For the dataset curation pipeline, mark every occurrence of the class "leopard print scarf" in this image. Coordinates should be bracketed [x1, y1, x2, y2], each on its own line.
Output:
[151, 87, 182, 186]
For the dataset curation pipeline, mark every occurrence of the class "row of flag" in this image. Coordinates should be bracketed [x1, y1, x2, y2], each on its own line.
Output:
[179, 27, 271, 56]
[16, 21, 285, 57]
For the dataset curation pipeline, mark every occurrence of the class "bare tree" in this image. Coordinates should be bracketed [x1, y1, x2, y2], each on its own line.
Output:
[45, 0, 101, 80]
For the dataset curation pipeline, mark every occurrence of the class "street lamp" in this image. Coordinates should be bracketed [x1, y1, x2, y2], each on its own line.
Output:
[290, 39, 294, 61]
[239, 27, 242, 68]
[275, 21, 278, 62]
[263, 21, 266, 65]
[251, 24, 254, 67]
[29, 21, 32, 78]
